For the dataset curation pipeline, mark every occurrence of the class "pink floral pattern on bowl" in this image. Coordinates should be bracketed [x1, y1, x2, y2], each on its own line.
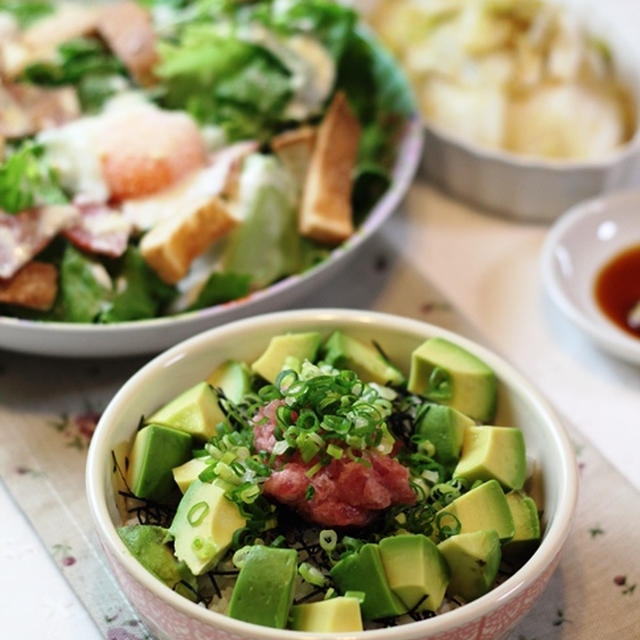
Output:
[102, 539, 559, 640]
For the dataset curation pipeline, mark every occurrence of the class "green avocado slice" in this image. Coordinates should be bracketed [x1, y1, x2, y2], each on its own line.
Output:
[228, 546, 298, 629]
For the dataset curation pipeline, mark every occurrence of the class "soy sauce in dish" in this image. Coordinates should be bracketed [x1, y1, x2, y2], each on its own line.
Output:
[594, 244, 640, 339]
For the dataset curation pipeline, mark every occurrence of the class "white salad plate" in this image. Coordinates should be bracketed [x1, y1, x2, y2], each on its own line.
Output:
[541, 189, 640, 365]
[0, 117, 423, 359]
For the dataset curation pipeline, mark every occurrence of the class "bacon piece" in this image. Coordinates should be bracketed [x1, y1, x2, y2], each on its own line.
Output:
[64, 204, 132, 258]
[97, 2, 158, 86]
[0, 205, 80, 280]
[0, 84, 80, 139]
[22, 3, 100, 52]
[0, 261, 57, 310]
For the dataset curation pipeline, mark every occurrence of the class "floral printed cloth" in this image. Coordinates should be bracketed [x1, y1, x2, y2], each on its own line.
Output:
[0, 232, 638, 639]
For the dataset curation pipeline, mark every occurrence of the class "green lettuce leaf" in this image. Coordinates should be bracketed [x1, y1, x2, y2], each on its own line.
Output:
[58, 245, 111, 323]
[98, 248, 176, 323]
[21, 37, 129, 112]
[187, 272, 251, 311]
[0, 143, 68, 214]
[0, 1, 53, 27]
[155, 23, 292, 140]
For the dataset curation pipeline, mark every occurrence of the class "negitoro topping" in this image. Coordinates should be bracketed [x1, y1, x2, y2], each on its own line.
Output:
[114, 331, 541, 631]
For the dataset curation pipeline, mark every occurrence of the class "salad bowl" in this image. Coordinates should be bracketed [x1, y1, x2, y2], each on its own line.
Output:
[0, 1, 423, 357]
[86, 309, 578, 640]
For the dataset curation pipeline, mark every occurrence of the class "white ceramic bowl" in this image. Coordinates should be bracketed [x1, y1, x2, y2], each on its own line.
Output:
[86, 309, 578, 640]
[0, 117, 423, 358]
[541, 189, 640, 364]
[420, 3, 640, 222]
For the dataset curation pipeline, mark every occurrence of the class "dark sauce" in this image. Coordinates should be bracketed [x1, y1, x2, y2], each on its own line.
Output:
[594, 244, 640, 339]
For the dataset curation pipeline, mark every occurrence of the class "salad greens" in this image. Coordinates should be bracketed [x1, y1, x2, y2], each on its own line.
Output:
[22, 37, 130, 112]
[0, 0, 53, 27]
[0, 0, 416, 325]
[0, 143, 68, 214]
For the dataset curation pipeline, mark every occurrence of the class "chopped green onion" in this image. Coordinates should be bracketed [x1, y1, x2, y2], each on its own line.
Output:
[327, 443, 343, 459]
[305, 485, 315, 501]
[299, 562, 326, 587]
[323, 587, 336, 600]
[187, 501, 209, 526]
[435, 511, 461, 539]
[319, 530, 337, 552]
[232, 545, 253, 569]
[297, 432, 322, 462]
[305, 462, 323, 478]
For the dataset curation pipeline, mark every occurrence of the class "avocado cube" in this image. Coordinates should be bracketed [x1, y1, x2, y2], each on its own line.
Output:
[148, 382, 226, 441]
[379, 534, 450, 612]
[408, 338, 497, 423]
[172, 457, 211, 494]
[290, 597, 363, 632]
[118, 525, 198, 601]
[323, 331, 405, 386]
[127, 424, 193, 501]
[454, 426, 526, 490]
[206, 360, 251, 404]
[228, 546, 298, 629]
[169, 479, 246, 575]
[330, 544, 406, 620]
[502, 491, 541, 560]
[415, 404, 475, 464]
[434, 480, 514, 542]
[438, 530, 501, 602]
[251, 332, 322, 384]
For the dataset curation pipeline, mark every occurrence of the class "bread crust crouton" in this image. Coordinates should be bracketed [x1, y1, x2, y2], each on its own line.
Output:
[0, 261, 58, 310]
[97, 2, 158, 86]
[271, 126, 317, 188]
[140, 196, 237, 284]
[299, 92, 360, 244]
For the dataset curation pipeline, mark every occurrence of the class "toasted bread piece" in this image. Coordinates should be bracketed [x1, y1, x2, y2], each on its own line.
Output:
[0, 261, 58, 310]
[97, 2, 158, 86]
[140, 196, 237, 284]
[271, 127, 317, 188]
[299, 93, 360, 244]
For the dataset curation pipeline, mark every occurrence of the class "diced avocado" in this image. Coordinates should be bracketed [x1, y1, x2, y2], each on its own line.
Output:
[434, 480, 514, 542]
[290, 597, 363, 632]
[228, 545, 298, 629]
[118, 525, 198, 602]
[330, 543, 406, 620]
[168, 479, 246, 575]
[379, 534, 449, 612]
[438, 530, 501, 602]
[454, 426, 526, 490]
[407, 338, 497, 423]
[251, 332, 322, 384]
[502, 491, 541, 560]
[206, 360, 251, 404]
[127, 424, 193, 501]
[148, 382, 226, 441]
[415, 404, 475, 464]
[172, 457, 211, 494]
[322, 331, 405, 386]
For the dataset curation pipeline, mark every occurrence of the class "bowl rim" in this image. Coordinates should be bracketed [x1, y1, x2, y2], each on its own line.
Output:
[86, 308, 579, 640]
[0, 112, 423, 353]
[422, 114, 640, 172]
[540, 188, 640, 364]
